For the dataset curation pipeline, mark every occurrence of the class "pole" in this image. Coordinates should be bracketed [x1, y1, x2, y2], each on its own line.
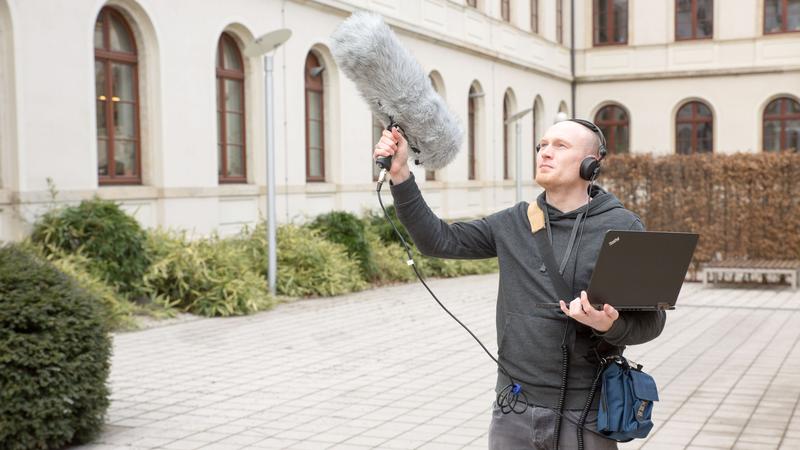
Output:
[265, 55, 277, 296]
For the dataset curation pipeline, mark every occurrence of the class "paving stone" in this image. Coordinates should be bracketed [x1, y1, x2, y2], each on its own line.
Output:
[67, 277, 800, 449]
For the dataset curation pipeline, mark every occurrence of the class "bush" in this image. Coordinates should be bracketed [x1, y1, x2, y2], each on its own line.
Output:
[602, 152, 800, 277]
[273, 225, 367, 297]
[36, 246, 138, 331]
[309, 211, 377, 280]
[367, 230, 416, 284]
[30, 198, 150, 297]
[0, 245, 111, 449]
[417, 253, 499, 278]
[364, 204, 412, 247]
[141, 230, 273, 317]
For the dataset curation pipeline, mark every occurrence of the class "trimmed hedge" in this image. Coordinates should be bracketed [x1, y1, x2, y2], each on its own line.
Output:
[602, 152, 800, 277]
[0, 245, 111, 449]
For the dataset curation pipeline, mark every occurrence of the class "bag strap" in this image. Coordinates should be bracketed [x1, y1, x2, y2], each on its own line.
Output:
[528, 202, 573, 302]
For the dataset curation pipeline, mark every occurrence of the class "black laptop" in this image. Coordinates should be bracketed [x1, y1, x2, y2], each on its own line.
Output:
[587, 231, 699, 311]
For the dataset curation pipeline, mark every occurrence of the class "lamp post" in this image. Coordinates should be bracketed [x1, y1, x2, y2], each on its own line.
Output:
[504, 107, 533, 203]
[244, 29, 291, 296]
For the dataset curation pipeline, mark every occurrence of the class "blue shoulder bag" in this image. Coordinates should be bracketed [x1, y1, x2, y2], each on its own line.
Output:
[594, 355, 659, 442]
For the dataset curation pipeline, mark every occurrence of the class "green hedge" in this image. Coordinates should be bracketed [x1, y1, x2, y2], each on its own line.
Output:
[0, 245, 111, 450]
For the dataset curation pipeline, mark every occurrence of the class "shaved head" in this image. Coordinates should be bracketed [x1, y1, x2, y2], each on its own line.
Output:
[551, 120, 601, 157]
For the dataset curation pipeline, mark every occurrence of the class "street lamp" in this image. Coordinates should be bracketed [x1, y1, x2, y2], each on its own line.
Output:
[244, 29, 291, 296]
[504, 107, 533, 203]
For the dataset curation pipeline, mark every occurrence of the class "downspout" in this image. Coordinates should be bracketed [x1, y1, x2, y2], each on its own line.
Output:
[570, 0, 576, 118]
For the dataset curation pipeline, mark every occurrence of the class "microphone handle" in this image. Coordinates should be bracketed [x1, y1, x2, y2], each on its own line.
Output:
[376, 121, 400, 171]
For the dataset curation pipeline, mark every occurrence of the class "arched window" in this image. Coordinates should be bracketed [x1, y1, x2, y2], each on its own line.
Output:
[501, 0, 511, 22]
[765, 0, 800, 34]
[531, 0, 539, 33]
[305, 52, 325, 182]
[94, 7, 140, 184]
[676, 0, 713, 40]
[676, 101, 713, 154]
[594, 0, 628, 45]
[763, 97, 800, 152]
[503, 93, 511, 180]
[466, 0, 477, 7]
[426, 74, 444, 181]
[594, 104, 629, 154]
[468, 85, 478, 181]
[216, 33, 246, 183]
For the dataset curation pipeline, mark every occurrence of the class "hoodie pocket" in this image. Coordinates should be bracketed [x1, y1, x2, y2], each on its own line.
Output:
[497, 311, 568, 388]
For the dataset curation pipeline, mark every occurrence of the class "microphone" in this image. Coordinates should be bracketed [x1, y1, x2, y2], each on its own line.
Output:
[330, 11, 463, 181]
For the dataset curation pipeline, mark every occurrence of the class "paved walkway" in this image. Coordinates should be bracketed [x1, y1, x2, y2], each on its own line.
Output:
[72, 274, 800, 450]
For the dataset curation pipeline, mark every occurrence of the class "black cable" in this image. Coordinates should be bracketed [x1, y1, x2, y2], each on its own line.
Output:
[376, 175, 528, 414]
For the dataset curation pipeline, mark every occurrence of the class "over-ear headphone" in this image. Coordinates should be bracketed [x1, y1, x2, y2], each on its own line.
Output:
[569, 119, 607, 181]
[536, 118, 608, 181]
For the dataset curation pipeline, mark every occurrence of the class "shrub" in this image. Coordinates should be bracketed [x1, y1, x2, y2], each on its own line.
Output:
[364, 204, 412, 247]
[38, 246, 138, 331]
[309, 211, 377, 280]
[0, 245, 111, 449]
[367, 230, 416, 284]
[417, 253, 499, 278]
[602, 152, 800, 277]
[273, 225, 367, 297]
[141, 230, 273, 317]
[30, 198, 150, 297]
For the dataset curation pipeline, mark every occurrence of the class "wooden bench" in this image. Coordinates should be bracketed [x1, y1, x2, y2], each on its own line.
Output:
[702, 260, 800, 289]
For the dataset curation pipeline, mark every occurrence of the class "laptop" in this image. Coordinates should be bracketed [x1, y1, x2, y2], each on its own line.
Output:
[587, 230, 699, 311]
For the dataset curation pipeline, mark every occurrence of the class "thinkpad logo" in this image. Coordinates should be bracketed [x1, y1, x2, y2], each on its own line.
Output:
[609, 237, 620, 247]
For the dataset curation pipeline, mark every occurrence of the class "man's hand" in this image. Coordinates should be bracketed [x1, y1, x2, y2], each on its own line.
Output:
[373, 128, 411, 184]
[559, 291, 619, 333]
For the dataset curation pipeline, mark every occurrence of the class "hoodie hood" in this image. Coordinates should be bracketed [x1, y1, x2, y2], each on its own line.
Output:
[536, 184, 625, 221]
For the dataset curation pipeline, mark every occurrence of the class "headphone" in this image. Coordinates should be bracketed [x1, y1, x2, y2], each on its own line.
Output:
[536, 118, 608, 181]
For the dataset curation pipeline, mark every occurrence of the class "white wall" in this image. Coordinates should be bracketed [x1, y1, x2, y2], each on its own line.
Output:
[0, 0, 572, 241]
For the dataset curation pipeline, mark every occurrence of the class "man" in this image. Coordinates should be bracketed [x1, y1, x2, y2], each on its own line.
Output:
[373, 119, 666, 449]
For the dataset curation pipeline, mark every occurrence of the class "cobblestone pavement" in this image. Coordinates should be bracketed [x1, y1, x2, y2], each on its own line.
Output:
[71, 274, 800, 450]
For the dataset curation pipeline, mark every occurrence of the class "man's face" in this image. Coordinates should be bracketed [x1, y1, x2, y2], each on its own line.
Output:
[535, 121, 597, 190]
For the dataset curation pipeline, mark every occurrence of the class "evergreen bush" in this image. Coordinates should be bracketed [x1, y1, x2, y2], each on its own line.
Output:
[0, 245, 111, 450]
[309, 211, 377, 280]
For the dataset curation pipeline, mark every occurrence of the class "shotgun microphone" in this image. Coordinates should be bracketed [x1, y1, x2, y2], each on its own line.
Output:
[331, 11, 463, 181]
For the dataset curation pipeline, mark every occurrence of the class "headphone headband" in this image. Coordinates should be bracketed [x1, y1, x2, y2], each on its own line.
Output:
[567, 118, 607, 160]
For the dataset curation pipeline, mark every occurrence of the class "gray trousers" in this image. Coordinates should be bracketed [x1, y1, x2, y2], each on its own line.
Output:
[488, 402, 618, 450]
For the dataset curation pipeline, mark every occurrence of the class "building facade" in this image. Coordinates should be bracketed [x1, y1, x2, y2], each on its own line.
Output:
[0, 0, 797, 241]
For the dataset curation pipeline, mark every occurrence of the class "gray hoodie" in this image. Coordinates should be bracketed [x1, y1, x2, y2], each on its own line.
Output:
[390, 173, 666, 410]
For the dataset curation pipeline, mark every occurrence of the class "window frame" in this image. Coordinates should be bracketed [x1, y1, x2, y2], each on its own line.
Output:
[764, 0, 800, 35]
[305, 52, 325, 182]
[675, 0, 714, 41]
[503, 94, 510, 180]
[593, 0, 628, 46]
[501, 0, 511, 22]
[531, 0, 539, 33]
[216, 32, 247, 184]
[675, 101, 714, 154]
[95, 7, 142, 185]
[594, 104, 630, 154]
[763, 97, 800, 152]
[468, 88, 477, 181]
